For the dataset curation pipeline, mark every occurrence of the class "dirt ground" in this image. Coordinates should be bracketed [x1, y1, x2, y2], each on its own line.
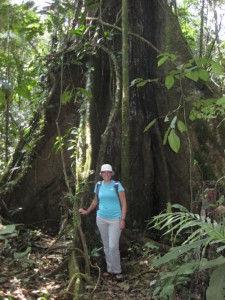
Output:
[0, 227, 158, 300]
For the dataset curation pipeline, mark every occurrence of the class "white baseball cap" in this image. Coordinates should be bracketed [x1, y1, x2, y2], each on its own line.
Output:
[100, 164, 114, 174]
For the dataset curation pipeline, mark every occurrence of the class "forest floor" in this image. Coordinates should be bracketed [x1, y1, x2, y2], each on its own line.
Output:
[0, 226, 159, 300]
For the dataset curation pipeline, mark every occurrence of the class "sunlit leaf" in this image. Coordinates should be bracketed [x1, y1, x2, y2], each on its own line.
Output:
[198, 68, 209, 82]
[158, 55, 169, 67]
[185, 70, 199, 82]
[164, 116, 169, 122]
[158, 53, 176, 67]
[165, 75, 175, 90]
[216, 97, 225, 105]
[170, 116, 177, 129]
[168, 129, 180, 153]
[69, 25, 85, 36]
[195, 57, 208, 67]
[177, 120, 187, 133]
[211, 60, 223, 74]
[61, 88, 73, 105]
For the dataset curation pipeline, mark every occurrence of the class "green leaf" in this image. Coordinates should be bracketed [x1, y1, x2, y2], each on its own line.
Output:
[165, 74, 175, 90]
[198, 68, 209, 82]
[16, 82, 31, 98]
[130, 78, 157, 88]
[195, 57, 208, 67]
[168, 129, 180, 153]
[206, 264, 225, 300]
[143, 119, 157, 133]
[216, 97, 225, 105]
[130, 78, 144, 87]
[158, 55, 169, 67]
[61, 88, 73, 105]
[153, 238, 209, 267]
[158, 53, 176, 67]
[90, 246, 103, 257]
[172, 204, 189, 212]
[200, 257, 225, 272]
[14, 247, 31, 259]
[170, 116, 177, 129]
[163, 127, 170, 145]
[136, 79, 149, 88]
[177, 120, 187, 133]
[69, 25, 85, 36]
[163, 261, 198, 277]
[211, 60, 223, 74]
[0, 224, 16, 235]
[185, 70, 199, 82]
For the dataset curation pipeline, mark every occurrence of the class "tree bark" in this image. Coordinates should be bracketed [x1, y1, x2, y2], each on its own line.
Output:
[0, 0, 224, 229]
[121, 0, 130, 191]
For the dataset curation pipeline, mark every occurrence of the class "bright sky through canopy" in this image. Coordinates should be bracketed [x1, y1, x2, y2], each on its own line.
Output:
[11, 0, 48, 8]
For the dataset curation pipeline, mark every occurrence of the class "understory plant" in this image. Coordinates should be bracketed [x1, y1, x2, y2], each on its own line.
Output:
[149, 203, 225, 300]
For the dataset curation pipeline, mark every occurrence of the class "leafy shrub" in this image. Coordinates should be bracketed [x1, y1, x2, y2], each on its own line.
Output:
[148, 204, 225, 299]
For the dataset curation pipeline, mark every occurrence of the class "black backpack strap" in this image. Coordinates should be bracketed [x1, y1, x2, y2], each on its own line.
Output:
[114, 181, 121, 208]
[96, 181, 121, 210]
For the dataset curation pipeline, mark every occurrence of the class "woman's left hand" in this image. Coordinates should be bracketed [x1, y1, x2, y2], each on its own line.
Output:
[120, 220, 126, 229]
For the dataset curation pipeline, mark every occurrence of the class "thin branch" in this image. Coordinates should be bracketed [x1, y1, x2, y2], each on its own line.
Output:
[86, 17, 162, 54]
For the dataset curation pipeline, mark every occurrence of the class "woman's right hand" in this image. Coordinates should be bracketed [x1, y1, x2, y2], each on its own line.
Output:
[79, 208, 88, 215]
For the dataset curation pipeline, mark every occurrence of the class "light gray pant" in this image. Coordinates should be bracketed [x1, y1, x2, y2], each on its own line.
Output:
[96, 217, 122, 274]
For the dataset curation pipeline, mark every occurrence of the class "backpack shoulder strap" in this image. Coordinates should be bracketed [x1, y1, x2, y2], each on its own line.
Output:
[114, 181, 121, 208]
[96, 181, 102, 198]
[114, 181, 119, 192]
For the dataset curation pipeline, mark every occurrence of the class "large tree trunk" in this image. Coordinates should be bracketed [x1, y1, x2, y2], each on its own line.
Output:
[0, 0, 224, 227]
[0, 60, 85, 225]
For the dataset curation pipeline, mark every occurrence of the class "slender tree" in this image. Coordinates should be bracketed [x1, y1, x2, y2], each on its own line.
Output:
[199, 0, 205, 57]
[121, 0, 130, 191]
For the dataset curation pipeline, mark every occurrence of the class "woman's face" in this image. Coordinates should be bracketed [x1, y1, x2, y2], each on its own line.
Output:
[101, 171, 112, 182]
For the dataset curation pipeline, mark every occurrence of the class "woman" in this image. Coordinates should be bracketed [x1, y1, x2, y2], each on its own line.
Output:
[79, 164, 127, 280]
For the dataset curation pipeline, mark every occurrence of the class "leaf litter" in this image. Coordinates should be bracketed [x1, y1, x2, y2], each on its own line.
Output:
[0, 227, 158, 300]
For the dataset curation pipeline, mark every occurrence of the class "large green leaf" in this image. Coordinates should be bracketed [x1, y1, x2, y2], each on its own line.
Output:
[153, 238, 209, 267]
[206, 264, 225, 300]
[168, 129, 180, 153]
[161, 261, 198, 278]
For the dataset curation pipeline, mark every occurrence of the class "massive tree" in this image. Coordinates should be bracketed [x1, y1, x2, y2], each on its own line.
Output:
[0, 0, 224, 229]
